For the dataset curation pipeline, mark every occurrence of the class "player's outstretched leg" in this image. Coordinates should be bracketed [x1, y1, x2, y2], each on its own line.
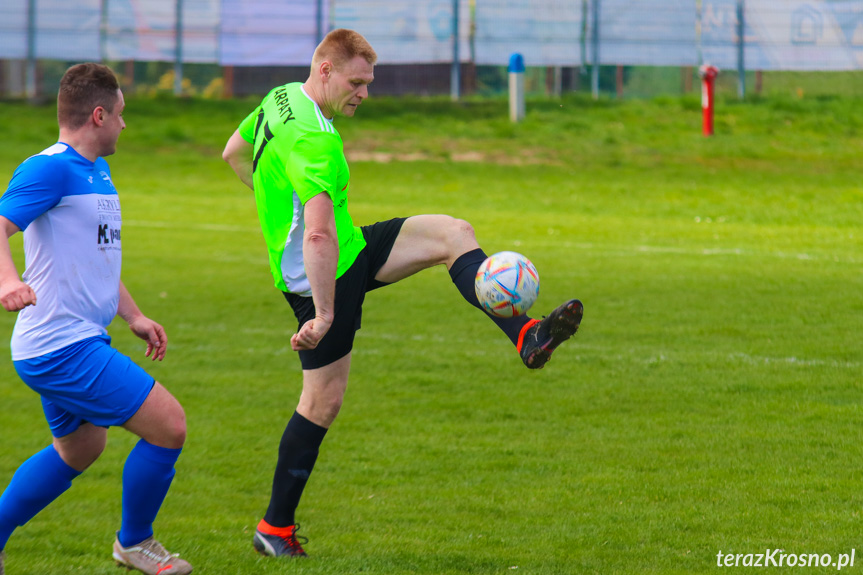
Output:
[253, 521, 308, 558]
[517, 299, 584, 369]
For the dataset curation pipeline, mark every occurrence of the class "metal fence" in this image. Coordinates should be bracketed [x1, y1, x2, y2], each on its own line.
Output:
[2, 0, 863, 100]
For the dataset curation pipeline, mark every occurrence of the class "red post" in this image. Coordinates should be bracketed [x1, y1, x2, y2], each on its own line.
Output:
[699, 65, 719, 136]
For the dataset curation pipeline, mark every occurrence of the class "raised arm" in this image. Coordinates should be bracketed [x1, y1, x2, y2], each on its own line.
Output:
[222, 129, 255, 190]
[0, 216, 36, 312]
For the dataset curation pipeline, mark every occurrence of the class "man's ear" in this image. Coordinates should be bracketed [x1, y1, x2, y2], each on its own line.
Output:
[92, 106, 105, 126]
[320, 61, 332, 81]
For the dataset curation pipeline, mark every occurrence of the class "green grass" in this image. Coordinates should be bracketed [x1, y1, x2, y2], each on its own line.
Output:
[0, 92, 861, 574]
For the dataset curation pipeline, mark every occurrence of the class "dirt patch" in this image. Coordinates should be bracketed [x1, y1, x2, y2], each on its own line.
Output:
[345, 143, 562, 166]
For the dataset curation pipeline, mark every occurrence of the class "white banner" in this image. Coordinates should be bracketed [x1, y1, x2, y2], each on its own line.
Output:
[0, 0, 29, 60]
[0, 0, 218, 63]
[591, 0, 697, 66]
[33, 0, 101, 61]
[107, 0, 219, 63]
[2, 0, 863, 70]
[219, 0, 327, 66]
[475, 0, 583, 66]
[334, 0, 470, 64]
[701, 0, 863, 71]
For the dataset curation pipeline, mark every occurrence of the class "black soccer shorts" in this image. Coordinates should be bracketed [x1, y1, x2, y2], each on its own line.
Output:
[283, 217, 407, 370]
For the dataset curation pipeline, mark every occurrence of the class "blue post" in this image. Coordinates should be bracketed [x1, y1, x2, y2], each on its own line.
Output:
[174, 0, 184, 96]
[591, 0, 600, 100]
[509, 53, 525, 122]
[450, 0, 460, 101]
[26, 0, 36, 100]
[100, 0, 109, 63]
[315, 0, 324, 44]
[737, 0, 745, 99]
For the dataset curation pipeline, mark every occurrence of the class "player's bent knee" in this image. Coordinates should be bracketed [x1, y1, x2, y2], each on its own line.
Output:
[436, 217, 478, 265]
[160, 408, 187, 448]
[447, 217, 476, 246]
[54, 426, 107, 471]
[435, 215, 473, 237]
[126, 383, 188, 448]
[325, 396, 344, 421]
[455, 217, 476, 237]
[314, 396, 343, 427]
[299, 395, 343, 428]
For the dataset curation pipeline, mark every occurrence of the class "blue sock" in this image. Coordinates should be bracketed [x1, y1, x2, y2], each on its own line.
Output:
[0, 445, 81, 549]
[118, 439, 182, 548]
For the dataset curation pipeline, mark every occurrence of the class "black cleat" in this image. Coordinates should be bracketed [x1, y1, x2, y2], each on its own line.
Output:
[253, 523, 308, 558]
[518, 299, 583, 369]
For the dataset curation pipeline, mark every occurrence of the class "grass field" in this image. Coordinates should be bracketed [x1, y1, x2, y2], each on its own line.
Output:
[0, 92, 862, 574]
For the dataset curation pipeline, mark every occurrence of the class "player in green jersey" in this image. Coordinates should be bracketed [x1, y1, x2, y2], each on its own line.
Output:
[222, 28, 583, 558]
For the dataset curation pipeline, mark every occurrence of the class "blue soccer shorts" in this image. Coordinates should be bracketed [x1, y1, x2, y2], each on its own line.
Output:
[13, 335, 155, 438]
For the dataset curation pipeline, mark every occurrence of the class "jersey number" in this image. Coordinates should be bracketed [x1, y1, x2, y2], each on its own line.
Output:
[252, 109, 274, 173]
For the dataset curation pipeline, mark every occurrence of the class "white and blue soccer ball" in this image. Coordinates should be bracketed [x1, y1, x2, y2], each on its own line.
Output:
[474, 251, 540, 318]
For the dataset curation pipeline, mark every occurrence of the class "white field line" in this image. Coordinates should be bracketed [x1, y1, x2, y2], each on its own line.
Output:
[207, 327, 859, 369]
[124, 220, 259, 234]
[124, 220, 854, 264]
[521, 240, 858, 264]
[725, 352, 860, 369]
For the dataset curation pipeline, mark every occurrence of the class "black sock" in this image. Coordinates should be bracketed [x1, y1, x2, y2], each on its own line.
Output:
[449, 248, 532, 345]
[264, 411, 328, 527]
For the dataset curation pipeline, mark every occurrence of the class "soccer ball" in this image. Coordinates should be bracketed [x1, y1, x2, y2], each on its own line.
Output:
[474, 251, 540, 318]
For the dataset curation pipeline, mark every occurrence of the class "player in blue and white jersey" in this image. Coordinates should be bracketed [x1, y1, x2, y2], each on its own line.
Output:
[0, 64, 191, 575]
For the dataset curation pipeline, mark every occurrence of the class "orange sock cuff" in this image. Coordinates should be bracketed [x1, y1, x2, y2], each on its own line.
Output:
[516, 319, 540, 353]
[257, 519, 296, 537]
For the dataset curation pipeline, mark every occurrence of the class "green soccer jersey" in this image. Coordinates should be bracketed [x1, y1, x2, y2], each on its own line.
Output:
[238, 82, 366, 295]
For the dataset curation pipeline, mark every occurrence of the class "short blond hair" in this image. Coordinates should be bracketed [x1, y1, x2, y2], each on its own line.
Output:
[311, 29, 377, 72]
